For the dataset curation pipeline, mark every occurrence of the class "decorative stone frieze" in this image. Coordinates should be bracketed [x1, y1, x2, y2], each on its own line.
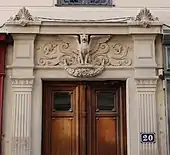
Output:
[135, 79, 157, 87]
[11, 78, 34, 88]
[36, 35, 133, 77]
[10, 77, 34, 155]
[135, 78, 159, 155]
[6, 7, 40, 26]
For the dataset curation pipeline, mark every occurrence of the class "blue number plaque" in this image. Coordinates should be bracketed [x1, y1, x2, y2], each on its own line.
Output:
[140, 133, 156, 143]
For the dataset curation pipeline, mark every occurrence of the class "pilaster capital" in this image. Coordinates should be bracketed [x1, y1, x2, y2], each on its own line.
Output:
[10, 77, 34, 89]
[135, 77, 158, 88]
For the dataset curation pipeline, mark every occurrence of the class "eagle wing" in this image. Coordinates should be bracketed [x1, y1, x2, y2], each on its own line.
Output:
[89, 35, 111, 54]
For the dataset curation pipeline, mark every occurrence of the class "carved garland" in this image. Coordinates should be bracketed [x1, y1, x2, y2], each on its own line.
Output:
[64, 60, 105, 78]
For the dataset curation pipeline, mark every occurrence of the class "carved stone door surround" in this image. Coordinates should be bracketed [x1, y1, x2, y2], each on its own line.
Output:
[2, 7, 166, 155]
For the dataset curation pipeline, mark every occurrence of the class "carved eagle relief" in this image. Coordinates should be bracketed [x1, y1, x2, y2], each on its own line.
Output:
[57, 34, 111, 67]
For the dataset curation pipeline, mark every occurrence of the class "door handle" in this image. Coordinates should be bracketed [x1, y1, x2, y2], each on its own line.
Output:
[96, 108, 99, 112]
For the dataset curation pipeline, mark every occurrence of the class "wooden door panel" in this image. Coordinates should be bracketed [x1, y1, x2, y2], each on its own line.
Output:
[87, 82, 124, 155]
[51, 118, 75, 155]
[42, 81, 126, 155]
[96, 117, 118, 155]
[42, 82, 78, 155]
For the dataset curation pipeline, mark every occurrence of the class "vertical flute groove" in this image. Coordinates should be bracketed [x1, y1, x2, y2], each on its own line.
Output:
[136, 79, 158, 155]
[11, 78, 33, 155]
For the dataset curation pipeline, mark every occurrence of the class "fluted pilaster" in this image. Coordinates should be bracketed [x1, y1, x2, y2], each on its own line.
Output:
[136, 78, 159, 155]
[10, 77, 34, 155]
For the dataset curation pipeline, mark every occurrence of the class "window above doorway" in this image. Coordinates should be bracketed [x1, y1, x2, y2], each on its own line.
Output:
[55, 0, 114, 6]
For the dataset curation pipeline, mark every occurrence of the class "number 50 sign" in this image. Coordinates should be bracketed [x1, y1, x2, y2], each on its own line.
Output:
[140, 133, 156, 143]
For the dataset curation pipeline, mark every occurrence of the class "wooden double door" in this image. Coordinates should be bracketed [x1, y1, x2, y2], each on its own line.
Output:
[42, 81, 127, 155]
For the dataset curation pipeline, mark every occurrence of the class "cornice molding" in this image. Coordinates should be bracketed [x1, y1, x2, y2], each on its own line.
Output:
[5, 7, 162, 28]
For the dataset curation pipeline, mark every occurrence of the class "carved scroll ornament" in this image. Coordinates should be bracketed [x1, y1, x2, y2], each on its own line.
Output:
[36, 35, 133, 77]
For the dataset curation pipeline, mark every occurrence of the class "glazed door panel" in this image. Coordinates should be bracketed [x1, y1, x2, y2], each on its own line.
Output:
[42, 81, 126, 155]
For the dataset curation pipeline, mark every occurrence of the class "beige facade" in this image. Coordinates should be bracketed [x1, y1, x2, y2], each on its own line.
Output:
[0, 6, 167, 155]
[0, 0, 169, 154]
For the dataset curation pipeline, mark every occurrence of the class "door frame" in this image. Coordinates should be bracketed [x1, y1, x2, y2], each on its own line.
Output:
[42, 81, 127, 155]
